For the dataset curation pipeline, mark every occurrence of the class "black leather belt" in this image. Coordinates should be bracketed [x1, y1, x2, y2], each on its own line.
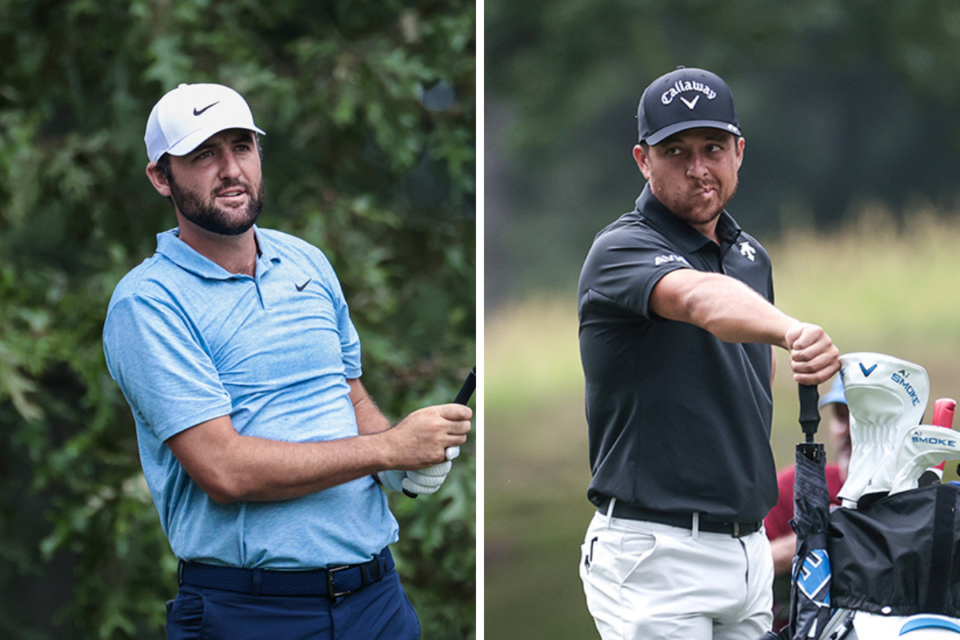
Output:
[178, 547, 393, 598]
[598, 499, 762, 538]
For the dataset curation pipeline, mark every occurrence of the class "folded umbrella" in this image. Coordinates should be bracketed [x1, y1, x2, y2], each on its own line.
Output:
[788, 384, 833, 640]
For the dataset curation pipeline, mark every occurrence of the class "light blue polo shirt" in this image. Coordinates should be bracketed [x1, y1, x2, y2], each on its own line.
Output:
[103, 226, 398, 569]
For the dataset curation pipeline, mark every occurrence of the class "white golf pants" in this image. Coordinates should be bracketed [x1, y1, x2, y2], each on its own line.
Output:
[579, 506, 774, 640]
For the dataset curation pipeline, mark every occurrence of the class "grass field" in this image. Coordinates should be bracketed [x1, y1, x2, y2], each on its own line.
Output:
[484, 210, 960, 638]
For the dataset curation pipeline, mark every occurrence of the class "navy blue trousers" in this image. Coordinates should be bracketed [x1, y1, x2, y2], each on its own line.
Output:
[165, 569, 420, 639]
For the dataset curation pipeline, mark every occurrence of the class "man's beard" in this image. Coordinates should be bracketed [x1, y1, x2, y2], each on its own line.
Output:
[169, 176, 264, 237]
[654, 177, 738, 229]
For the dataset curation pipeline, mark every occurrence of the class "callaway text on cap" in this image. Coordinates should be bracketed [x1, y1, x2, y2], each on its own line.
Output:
[637, 67, 741, 146]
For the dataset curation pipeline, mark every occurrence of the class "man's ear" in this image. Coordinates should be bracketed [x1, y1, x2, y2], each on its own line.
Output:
[633, 144, 652, 180]
[145, 162, 173, 197]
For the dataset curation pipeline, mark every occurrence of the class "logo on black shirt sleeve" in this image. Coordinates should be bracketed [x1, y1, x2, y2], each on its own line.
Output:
[654, 254, 691, 267]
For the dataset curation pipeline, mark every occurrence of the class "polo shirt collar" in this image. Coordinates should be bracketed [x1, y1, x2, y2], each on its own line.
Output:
[156, 225, 280, 279]
[634, 184, 742, 252]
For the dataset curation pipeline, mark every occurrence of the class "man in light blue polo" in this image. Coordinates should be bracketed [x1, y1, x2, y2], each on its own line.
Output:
[102, 83, 472, 639]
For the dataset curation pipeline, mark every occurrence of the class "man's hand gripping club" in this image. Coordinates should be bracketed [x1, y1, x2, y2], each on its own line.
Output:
[378, 367, 476, 497]
[785, 322, 840, 386]
[377, 403, 472, 496]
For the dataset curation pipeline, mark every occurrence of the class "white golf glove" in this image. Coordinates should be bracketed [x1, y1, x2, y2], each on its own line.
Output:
[837, 352, 928, 505]
[377, 461, 453, 496]
[377, 470, 408, 493]
[404, 461, 452, 495]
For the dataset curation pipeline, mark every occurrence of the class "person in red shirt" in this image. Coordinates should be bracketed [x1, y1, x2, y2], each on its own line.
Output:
[764, 376, 850, 631]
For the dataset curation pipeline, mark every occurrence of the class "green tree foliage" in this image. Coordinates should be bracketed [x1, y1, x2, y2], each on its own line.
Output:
[0, 0, 475, 638]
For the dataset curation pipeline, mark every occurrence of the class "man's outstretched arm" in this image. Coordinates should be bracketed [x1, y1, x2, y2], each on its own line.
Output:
[650, 269, 840, 385]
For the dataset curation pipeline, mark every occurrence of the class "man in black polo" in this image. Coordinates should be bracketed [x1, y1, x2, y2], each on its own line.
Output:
[577, 67, 840, 640]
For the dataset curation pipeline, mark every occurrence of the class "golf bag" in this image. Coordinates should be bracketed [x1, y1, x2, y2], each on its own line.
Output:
[764, 353, 960, 640]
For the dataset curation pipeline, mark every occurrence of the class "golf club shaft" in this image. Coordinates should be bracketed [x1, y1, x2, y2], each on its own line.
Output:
[798, 383, 824, 462]
[799, 384, 821, 441]
[446, 366, 477, 460]
[453, 366, 476, 406]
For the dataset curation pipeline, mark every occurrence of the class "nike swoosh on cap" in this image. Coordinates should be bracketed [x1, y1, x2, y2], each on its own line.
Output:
[193, 101, 220, 116]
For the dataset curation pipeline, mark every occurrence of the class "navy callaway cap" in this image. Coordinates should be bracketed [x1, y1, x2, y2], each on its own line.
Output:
[637, 67, 741, 145]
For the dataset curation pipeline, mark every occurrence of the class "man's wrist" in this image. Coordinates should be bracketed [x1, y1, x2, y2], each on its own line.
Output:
[365, 428, 398, 471]
[781, 319, 804, 350]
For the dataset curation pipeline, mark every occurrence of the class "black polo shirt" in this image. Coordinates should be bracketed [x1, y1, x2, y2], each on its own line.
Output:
[578, 184, 777, 523]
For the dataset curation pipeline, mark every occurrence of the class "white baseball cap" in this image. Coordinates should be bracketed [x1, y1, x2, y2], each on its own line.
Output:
[144, 83, 266, 163]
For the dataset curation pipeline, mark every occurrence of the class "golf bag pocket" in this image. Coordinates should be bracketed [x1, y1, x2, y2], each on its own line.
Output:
[828, 483, 960, 617]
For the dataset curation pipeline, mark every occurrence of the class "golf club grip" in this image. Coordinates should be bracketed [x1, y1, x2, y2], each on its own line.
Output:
[454, 366, 477, 406]
[933, 398, 957, 429]
[931, 399, 957, 472]
[403, 366, 476, 498]
[798, 384, 821, 439]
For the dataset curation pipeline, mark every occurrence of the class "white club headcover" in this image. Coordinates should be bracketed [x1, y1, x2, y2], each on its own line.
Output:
[887, 426, 960, 494]
[837, 352, 928, 505]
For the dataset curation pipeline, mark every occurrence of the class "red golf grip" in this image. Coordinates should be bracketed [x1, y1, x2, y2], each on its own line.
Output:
[932, 398, 956, 471]
[933, 398, 956, 429]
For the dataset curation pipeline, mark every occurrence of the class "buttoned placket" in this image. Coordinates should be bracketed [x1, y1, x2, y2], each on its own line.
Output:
[241, 228, 280, 311]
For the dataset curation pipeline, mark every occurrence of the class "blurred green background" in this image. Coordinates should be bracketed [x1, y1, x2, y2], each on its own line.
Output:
[485, 1, 960, 638]
[0, 1, 474, 638]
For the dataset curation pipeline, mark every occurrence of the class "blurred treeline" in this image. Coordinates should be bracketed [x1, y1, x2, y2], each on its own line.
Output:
[486, 0, 960, 306]
[0, 1, 475, 638]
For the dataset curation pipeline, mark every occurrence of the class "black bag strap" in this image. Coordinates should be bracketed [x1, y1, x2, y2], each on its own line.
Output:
[928, 483, 955, 612]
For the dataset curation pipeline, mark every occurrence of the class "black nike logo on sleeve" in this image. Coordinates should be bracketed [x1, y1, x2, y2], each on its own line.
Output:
[296, 279, 312, 292]
[193, 101, 219, 116]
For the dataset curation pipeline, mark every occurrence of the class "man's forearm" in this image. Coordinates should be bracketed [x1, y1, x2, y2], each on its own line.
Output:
[653, 269, 796, 346]
[651, 269, 839, 384]
[683, 274, 797, 347]
[349, 378, 392, 436]
[167, 416, 395, 503]
[166, 403, 472, 505]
